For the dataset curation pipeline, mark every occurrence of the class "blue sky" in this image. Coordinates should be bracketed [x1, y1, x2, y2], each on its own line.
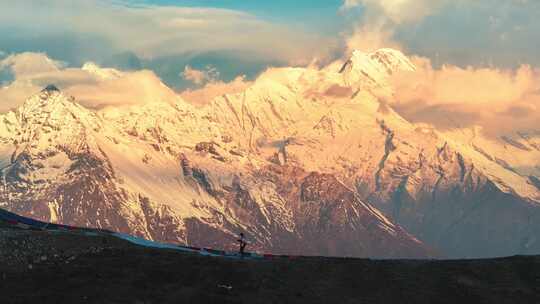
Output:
[134, 0, 344, 20]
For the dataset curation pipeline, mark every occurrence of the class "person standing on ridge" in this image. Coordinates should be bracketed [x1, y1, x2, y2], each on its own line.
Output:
[237, 232, 247, 256]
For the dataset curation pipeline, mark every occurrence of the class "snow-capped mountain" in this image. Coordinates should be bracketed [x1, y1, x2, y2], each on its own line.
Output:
[340, 48, 416, 90]
[0, 49, 539, 258]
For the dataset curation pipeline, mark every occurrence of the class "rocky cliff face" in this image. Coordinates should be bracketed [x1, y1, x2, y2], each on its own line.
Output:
[0, 49, 538, 258]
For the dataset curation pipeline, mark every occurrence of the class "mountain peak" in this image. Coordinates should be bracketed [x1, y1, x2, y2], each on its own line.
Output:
[17, 85, 100, 130]
[39, 84, 62, 99]
[12, 87, 103, 152]
[42, 84, 60, 93]
[346, 48, 415, 73]
[340, 48, 416, 88]
[82, 62, 123, 80]
[29, 85, 71, 108]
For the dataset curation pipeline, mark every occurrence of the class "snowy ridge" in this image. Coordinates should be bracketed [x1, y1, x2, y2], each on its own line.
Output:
[340, 48, 416, 89]
[82, 62, 123, 80]
[0, 48, 538, 258]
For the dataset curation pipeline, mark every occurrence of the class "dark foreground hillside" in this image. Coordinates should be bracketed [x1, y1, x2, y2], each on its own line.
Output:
[0, 225, 539, 304]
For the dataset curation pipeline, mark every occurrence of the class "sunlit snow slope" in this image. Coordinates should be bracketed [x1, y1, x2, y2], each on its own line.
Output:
[0, 49, 539, 258]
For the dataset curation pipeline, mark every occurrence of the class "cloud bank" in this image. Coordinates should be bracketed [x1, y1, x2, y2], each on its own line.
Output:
[0, 1, 336, 65]
[0, 52, 178, 111]
[0, 53, 63, 78]
[389, 57, 540, 135]
[180, 75, 252, 106]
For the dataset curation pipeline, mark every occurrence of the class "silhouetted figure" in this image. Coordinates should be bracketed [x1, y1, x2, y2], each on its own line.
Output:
[237, 233, 247, 256]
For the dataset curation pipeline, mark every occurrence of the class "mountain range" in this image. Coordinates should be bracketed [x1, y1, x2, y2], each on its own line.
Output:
[1, 48, 539, 258]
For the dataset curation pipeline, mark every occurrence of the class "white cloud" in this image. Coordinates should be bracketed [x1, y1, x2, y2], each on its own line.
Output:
[70, 70, 179, 109]
[389, 56, 540, 135]
[344, 22, 402, 55]
[0, 52, 63, 78]
[0, 52, 179, 111]
[338, 0, 454, 61]
[180, 75, 252, 105]
[181, 65, 220, 85]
